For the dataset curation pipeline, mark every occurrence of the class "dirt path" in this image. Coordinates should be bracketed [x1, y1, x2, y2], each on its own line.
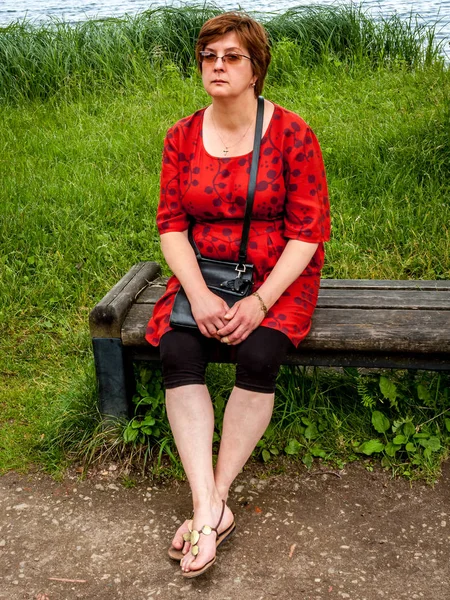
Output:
[0, 462, 449, 600]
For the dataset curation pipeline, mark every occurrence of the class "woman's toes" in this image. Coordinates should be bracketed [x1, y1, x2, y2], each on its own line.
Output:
[180, 553, 193, 572]
[181, 541, 190, 555]
[171, 519, 192, 550]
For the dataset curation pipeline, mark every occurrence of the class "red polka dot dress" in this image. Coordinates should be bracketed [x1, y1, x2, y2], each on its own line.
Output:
[145, 103, 331, 348]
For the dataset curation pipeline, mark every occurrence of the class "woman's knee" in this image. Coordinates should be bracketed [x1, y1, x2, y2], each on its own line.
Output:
[235, 327, 293, 393]
[159, 330, 208, 389]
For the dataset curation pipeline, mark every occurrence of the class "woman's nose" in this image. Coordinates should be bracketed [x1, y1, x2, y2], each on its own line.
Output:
[214, 57, 226, 70]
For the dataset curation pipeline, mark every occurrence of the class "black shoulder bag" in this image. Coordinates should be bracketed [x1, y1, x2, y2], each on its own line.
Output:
[169, 96, 265, 329]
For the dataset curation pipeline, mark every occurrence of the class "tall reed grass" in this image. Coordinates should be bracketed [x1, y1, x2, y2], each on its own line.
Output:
[0, 4, 445, 103]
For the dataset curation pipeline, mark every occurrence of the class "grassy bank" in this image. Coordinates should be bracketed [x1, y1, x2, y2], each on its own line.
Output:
[0, 4, 445, 104]
[0, 6, 449, 480]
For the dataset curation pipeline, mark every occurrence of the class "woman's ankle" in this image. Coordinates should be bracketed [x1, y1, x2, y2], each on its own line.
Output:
[214, 483, 229, 504]
[192, 489, 223, 512]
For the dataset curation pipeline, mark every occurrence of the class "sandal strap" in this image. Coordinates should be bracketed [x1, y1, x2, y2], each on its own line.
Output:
[211, 499, 226, 535]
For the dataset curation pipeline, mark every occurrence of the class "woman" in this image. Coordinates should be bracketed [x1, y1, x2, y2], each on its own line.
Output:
[145, 12, 330, 578]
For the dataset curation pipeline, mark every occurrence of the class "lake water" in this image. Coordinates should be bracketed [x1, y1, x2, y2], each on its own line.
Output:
[1, 0, 449, 51]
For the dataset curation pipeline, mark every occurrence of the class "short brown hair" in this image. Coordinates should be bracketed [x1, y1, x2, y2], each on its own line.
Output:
[195, 12, 271, 98]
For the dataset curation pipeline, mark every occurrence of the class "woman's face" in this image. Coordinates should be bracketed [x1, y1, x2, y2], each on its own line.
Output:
[200, 31, 257, 100]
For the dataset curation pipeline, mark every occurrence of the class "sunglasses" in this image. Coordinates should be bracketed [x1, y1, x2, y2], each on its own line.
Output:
[199, 51, 252, 65]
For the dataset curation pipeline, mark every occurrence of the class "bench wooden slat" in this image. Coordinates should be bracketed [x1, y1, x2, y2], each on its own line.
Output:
[135, 279, 450, 310]
[320, 279, 450, 290]
[317, 290, 449, 310]
[121, 303, 450, 353]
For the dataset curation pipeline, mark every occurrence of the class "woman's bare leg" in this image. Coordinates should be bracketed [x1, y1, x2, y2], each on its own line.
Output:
[165, 384, 234, 573]
[214, 386, 275, 501]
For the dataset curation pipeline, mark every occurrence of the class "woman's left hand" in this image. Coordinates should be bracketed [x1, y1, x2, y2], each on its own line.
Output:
[216, 294, 265, 345]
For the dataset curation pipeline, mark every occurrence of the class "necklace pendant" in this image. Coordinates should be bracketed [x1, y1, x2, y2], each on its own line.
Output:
[223, 147, 229, 156]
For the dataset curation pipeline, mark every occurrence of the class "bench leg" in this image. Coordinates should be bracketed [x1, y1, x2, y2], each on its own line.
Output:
[92, 338, 133, 420]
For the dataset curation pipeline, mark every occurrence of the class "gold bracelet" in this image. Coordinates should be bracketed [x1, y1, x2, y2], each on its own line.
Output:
[252, 291, 268, 317]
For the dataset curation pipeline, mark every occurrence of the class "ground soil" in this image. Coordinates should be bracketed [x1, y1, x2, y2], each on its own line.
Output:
[0, 461, 449, 600]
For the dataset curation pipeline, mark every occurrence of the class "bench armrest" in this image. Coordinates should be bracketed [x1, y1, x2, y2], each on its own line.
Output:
[89, 261, 161, 338]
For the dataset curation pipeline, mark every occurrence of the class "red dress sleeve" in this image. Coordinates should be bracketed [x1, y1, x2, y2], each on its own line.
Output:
[283, 119, 330, 243]
[156, 125, 190, 234]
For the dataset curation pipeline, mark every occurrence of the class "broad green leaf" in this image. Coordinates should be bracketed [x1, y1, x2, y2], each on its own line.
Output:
[131, 419, 141, 429]
[405, 442, 416, 452]
[419, 437, 441, 451]
[141, 426, 153, 435]
[393, 435, 407, 445]
[302, 453, 313, 468]
[285, 438, 302, 455]
[141, 370, 151, 385]
[262, 449, 271, 463]
[136, 382, 147, 396]
[423, 447, 432, 460]
[385, 442, 401, 457]
[123, 426, 139, 443]
[301, 417, 313, 427]
[379, 376, 397, 403]
[142, 416, 156, 426]
[403, 422, 416, 437]
[413, 432, 430, 439]
[305, 424, 319, 440]
[138, 396, 154, 405]
[428, 436, 441, 451]
[445, 418, 450, 433]
[270, 447, 279, 456]
[372, 411, 390, 433]
[412, 455, 422, 465]
[264, 423, 276, 438]
[357, 440, 385, 455]
[310, 446, 326, 458]
[417, 384, 432, 403]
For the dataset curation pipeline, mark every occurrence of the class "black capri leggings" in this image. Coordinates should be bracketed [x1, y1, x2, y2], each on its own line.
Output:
[159, 326, 294, 394]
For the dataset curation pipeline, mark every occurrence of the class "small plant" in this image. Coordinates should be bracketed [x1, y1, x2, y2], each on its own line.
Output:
[352, 372, 450, 480]
[255, 424, 281, 463]
[122, 365, 178, 470]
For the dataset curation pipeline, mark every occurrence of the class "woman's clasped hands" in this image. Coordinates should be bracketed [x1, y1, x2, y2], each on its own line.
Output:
[190, 290, 265, 345]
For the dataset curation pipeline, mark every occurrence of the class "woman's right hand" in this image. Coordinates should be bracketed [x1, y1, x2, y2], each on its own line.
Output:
[189, 291, 230, 339]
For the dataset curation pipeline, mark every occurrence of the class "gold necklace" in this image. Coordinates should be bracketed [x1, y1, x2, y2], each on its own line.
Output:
[211, 112, 254, 156]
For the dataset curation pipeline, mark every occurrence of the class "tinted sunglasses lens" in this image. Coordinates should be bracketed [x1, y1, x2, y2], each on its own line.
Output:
[201, 52, 216, 63]
[224, 54, 241, 63]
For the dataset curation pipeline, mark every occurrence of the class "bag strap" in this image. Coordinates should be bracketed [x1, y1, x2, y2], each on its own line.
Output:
[189, 96, 265, 263]
[237, 95, 265, 268]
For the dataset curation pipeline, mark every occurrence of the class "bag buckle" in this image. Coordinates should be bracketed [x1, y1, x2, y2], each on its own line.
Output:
[235, 263, 246, 279]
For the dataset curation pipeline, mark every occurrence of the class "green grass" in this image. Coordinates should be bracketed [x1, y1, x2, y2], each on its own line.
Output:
[0, 5, 449, 478]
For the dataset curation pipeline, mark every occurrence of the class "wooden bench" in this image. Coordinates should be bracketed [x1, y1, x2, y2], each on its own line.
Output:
[89, 261, 450, 419]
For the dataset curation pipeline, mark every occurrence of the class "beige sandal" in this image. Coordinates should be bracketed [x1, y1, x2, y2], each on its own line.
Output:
[180, 500, 229, 578]
[168, 501, 235, 562]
